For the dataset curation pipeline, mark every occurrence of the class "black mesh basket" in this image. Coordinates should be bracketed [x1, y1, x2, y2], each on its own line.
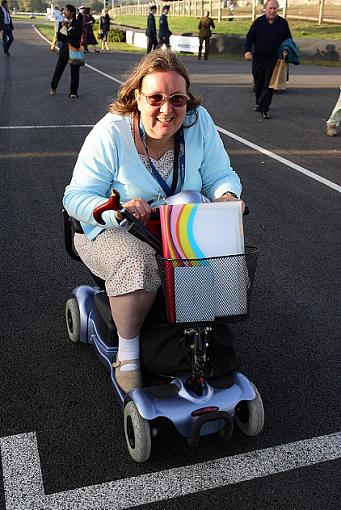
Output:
[157, 246, 259, 324]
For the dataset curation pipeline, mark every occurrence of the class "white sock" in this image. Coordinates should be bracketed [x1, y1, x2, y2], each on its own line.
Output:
[117, 335, 140, 372]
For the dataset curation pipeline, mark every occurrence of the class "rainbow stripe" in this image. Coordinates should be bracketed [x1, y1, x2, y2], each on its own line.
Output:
[160, 204, 206, 260]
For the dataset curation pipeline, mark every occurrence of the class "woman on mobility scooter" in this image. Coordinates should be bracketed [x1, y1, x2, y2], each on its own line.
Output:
[63, 49, 243, 394]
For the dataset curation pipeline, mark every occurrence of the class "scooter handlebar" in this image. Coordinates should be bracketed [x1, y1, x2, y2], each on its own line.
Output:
[93, 190, 249, 225]
[93, 190, 121, 225]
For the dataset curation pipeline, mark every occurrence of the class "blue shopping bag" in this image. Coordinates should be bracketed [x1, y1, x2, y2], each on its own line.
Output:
[68, 44, 85, 66]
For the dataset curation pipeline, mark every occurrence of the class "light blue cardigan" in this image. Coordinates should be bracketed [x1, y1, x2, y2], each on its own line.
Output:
[63, 106, 242, 240]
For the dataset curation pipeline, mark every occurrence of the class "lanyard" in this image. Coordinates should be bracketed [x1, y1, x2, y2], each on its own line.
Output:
[138, 116, 185, 197]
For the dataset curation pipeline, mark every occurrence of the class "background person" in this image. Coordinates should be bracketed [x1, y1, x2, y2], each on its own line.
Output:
[326, 86, 341, 137]
[99, 8, 110, 52]
[63, 49, 243, 393]
[198, 10, 215, 61]
[0, 0, 14, 57]
[158, 5, 171, 48]
[81, 7, 99, 53]
[77, 5, 85, 23]
[50, 5, 63, 52]
[244, 0, 291, 119]
[145, 4, 158, 54]
[225, 0, 238, 22]
[50, 4, 83, 98]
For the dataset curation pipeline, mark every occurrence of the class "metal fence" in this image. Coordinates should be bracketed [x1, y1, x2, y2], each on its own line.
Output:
[111, 0, 341, 25]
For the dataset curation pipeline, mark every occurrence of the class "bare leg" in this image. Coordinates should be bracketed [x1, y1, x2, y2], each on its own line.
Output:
[109, 289, 157, 338]
[110, 289, 157, 392]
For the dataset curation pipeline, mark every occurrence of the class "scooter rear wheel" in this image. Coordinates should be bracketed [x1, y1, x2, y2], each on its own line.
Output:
[124, 401, 151, 463]
[234, 383, 264, 436]
[65, 297, 80, 343]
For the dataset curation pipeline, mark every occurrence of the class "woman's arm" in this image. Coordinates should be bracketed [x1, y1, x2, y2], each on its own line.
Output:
[196, 108, 242, 200]
[68, 19, 83, 47]
[63, 123, 120, 228]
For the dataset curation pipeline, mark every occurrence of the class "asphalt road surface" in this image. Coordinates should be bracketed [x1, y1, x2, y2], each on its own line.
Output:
[0, 22, 340, 510]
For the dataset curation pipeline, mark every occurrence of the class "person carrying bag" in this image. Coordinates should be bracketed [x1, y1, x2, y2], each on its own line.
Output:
[50, 4, 83, 98]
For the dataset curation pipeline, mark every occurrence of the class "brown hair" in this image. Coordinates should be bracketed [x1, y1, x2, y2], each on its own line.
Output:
[109, 49, 201, 116]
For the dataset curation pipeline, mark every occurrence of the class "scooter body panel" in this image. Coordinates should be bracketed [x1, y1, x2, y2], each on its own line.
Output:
[129, 374, 255, 438]
[71, 285, 98, 343]
[72, 285, 257, 439]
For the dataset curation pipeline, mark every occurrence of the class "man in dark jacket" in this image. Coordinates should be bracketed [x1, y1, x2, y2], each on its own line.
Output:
[50, 4, 83, 98]
[198, 10, 215, 61]
[0, 0, 14, 56]
[145, 5, 157, 53]
[158, 5, 172, 48]
[244, 0, 291, 119]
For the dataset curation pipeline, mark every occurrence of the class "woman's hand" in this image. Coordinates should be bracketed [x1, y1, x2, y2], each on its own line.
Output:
[244, 51, 253, 61]
[122, 198, 156, 225]
[215, 194, 245, 213]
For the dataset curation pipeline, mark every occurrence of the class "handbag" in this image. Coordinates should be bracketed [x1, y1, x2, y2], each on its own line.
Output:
[68, 44, 85, 66]
[269, 59, 288, 91]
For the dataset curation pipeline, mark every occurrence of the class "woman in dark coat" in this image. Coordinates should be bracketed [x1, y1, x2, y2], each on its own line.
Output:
[81, 7, 98, 53]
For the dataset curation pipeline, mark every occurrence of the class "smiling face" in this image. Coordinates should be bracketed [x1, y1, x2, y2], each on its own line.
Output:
[135, 71, 188, 141]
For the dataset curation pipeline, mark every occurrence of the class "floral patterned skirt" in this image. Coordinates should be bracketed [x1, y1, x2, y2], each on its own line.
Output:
[74, 229, 161, 297]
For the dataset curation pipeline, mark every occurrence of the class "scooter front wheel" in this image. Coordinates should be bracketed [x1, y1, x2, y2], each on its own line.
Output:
[65, 297, 80, 343]
[234, 383, 264, 436]
[124, 401, 151, 463]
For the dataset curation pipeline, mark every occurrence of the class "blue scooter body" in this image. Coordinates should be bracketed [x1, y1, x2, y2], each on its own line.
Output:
[72, 284, 257, 440]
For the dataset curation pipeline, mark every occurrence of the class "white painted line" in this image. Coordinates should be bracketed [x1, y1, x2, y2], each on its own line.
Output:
[32, 24, 51, 45]
[32, 24, 123, 85]
[84, 63, 124, 85]
[217, 126, 341, 194]
[32, 24, 341, 194]
[1, 431, 341, 510]
[0, 125, 93, 129]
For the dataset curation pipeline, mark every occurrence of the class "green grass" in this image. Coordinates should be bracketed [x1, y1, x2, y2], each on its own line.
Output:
[13, 12, 341, 39]
[34, 22, 143, 53]
[34, 21, 340, 66]
[12, 15, 46, 20]
[113, 15, 341, 40]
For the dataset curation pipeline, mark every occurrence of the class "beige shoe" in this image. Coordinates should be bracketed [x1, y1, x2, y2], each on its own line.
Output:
[50, 88, 56, 96]
[326, 123, 337, 137]
[113, 358, 142, 393]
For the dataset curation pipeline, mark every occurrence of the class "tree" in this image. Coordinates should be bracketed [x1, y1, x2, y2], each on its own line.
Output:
[16, 0, 49, 12]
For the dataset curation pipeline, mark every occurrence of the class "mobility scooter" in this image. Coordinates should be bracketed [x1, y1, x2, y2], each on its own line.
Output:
[63, 190, 264, 462]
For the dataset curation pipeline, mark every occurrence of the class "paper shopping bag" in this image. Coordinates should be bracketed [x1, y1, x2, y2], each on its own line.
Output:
[269, 59, 288, 91]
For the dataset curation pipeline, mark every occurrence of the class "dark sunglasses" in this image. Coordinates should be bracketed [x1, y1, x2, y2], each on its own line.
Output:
[141, 92, 189, 108]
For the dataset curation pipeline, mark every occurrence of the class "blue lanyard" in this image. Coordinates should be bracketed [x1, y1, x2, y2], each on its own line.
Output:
[138, 117, 185, 197]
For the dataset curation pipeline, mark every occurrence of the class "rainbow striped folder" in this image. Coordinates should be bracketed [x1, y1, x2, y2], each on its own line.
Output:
[159, 202, 248, 323]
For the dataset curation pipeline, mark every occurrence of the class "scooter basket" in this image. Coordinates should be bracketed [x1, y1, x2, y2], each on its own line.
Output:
[157, 246, 259, 324]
